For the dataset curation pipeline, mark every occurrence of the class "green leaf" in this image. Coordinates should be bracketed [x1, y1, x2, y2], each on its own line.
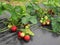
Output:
[14, 0, 26, 2]
[14, 6, 22, 15]
[56, 16, 60, 22]
[0, 2, 3, 15]
[30, 16, 37, 24]
[2, 3, 14, 12]
[21, 15, 31, 24]
[21, 5, 26, 13]
[31, 0, 38, 3]
[10, 11, 19, 25]
[11, 16, 18, 24]
[51, 17, 60, 32]
[0, 8, 2, 15]
[21, 17, 29, 24]
[33, 4, 39, 10]
[21, 15, 38, 24]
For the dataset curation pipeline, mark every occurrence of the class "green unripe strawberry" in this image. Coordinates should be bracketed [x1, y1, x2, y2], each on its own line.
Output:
[8, 24, 12, 28]
[40, 20, 43, 23]
[44, 16, 48, 20]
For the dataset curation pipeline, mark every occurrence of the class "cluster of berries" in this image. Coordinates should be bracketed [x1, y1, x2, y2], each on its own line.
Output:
[8, 24, 31, 41]
[40, 16, 50, 26]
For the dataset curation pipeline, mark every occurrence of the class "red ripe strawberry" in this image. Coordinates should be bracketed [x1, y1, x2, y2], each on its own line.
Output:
[18, 32, 22, 39]
[18, 32, 25, 39]
[11, 26, 17, 32]
[24, 35, 30, 41]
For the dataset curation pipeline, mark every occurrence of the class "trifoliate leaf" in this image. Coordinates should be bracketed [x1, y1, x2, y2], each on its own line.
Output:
[30, 16, 37, 24]
[21, 15, 31, 24]
[21, 17, 29, 24]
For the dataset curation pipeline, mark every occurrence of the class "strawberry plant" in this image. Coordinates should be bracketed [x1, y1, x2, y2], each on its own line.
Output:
[0, 0, 60, 43]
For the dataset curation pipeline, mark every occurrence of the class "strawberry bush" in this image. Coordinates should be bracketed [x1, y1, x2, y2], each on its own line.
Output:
[0, 0, 60, 42]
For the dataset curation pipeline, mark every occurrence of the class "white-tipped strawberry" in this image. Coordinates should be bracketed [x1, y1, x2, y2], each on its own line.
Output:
[46, 20, 50, 25]
[18, 32, 25, 38]
[46, 22, 50, 25]
[42, 22, 46, 26]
